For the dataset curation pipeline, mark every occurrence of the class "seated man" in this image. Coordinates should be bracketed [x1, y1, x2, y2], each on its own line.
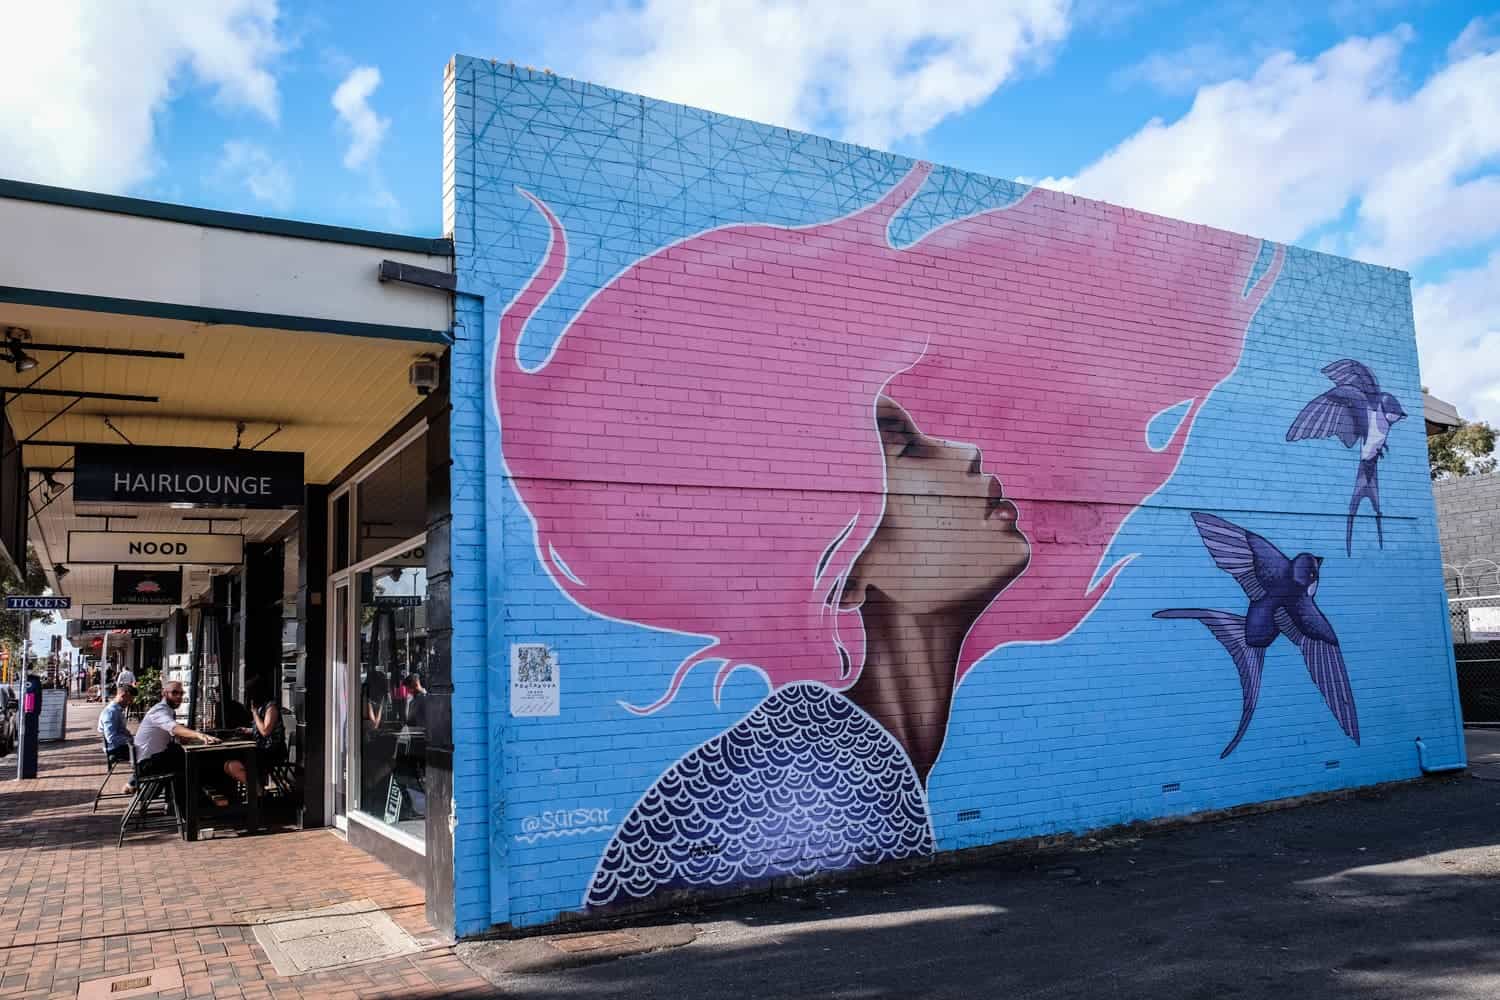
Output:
[133, 680, 219, 812]
[98, 684, 136, 761]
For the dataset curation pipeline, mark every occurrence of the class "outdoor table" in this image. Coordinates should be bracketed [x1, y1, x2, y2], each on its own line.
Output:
[182, 739, 260, 841]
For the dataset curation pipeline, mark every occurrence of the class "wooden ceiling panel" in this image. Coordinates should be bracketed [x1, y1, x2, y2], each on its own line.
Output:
[0, 303, 443, 607]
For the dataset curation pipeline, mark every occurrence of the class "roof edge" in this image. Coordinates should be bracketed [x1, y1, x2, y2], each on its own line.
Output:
[0, 178, 452, 257]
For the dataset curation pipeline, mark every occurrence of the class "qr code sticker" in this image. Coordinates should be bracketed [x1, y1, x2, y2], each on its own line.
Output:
[515, 644, 552, 683]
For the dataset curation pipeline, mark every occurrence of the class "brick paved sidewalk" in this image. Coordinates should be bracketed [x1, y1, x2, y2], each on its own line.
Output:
[0, 701, 493, 999]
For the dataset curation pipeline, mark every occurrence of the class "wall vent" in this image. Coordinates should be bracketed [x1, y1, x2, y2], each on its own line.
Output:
[957, 808, 981, 822]
[1161, 782, 1181, 793]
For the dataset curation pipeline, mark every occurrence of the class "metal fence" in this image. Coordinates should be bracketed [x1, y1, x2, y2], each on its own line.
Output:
[1451, 594, 1500, 722]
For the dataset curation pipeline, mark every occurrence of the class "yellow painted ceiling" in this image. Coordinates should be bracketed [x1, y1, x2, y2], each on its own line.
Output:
[0, 303, 436, 482]
[0, 301, 444, 606]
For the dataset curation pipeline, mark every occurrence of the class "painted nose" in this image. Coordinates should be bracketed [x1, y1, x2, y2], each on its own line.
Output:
[968, 448, 983, 476]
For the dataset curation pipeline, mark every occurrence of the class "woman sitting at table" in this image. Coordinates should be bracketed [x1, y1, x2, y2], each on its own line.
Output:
[224, 677, 287, 786]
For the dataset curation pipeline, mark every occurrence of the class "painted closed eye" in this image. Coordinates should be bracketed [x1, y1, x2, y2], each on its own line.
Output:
[877, 415, 918, 458]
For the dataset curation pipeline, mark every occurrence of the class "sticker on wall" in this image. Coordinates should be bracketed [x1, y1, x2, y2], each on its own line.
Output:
[510, 643, 559, 717]
[1286, 359, 1406, 556]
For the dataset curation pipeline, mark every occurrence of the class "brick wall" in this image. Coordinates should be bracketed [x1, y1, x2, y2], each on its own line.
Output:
[1434, 471, 1500, 595]
[444, 57, 1460, 931]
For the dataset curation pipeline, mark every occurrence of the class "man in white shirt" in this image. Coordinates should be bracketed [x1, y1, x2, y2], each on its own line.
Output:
[116, 666, 136, 688]
[134, 680, 219, 812]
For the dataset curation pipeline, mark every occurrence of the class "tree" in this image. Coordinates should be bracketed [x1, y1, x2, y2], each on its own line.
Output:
[0, 546, 56, 662]
[1430, 420, 1498, 480]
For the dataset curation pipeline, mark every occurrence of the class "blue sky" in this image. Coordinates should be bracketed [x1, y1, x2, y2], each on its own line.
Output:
[3, 1, 1499, 425]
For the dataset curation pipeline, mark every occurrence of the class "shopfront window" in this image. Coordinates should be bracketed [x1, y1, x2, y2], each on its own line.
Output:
[357, 435, 426, 562]
[355, 560, 428, 840]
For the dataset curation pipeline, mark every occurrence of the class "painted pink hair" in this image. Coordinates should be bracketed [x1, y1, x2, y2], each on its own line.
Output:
[495, 162, 1282, 712]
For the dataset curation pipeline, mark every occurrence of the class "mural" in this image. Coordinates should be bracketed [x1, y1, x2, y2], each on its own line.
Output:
[1286, 360, 1407, 555]
[493, 162, 1285, 908]
[1154, 513, 1359, 757]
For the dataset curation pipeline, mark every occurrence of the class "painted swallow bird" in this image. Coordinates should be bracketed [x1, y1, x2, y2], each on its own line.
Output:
[1286, 359, 1406, 556]
[1154, 512, 1359, 758]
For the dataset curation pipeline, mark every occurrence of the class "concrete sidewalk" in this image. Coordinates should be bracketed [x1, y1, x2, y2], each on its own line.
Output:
[466, 729, 1500, 999]
[0, 701, 489, 1000]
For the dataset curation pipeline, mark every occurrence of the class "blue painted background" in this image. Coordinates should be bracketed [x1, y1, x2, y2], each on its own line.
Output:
[445, 57, 1460, 931]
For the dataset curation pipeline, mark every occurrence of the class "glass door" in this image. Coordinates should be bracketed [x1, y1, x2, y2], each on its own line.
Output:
[330, 579, 353, 831]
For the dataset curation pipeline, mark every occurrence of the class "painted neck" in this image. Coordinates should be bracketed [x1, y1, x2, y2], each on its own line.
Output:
[844, 588, 979, 784]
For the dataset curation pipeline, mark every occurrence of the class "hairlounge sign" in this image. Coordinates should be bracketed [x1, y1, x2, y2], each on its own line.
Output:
[73, 445, 304, 509]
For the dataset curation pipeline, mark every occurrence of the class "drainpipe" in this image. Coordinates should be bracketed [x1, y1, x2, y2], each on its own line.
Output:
[1415, 737, 1465, 774]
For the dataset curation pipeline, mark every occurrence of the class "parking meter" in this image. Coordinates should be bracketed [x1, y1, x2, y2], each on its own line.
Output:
[16, 674, 40, 779]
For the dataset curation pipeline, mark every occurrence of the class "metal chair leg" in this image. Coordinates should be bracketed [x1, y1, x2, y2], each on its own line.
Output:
[117, 785, 144, 848]
[92, 759, 117, 813]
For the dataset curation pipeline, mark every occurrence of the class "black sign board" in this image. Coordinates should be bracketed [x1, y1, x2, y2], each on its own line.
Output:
[74, 444, 304, 509]
[373, 595, 424, 608]
[77, 617, 135, 632]
[112, 568, 182, 606]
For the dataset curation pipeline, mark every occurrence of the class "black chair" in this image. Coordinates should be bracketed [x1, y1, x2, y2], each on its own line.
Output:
[116, 745, 184, 847]
[92, 737, 135, 813]
[265, 759, 304, 826]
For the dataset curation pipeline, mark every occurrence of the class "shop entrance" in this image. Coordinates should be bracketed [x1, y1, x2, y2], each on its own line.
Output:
[325, 424, 430, 852]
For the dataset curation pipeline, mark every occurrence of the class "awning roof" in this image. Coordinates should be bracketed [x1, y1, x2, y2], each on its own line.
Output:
[4, 308, 438, 607]
[0, 180, 454, 610]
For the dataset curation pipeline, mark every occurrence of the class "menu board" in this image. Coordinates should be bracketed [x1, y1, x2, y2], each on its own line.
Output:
[38, 688, 67, 742]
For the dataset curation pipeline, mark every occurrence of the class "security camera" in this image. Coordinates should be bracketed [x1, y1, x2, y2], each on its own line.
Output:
[409, 355, 440, 396]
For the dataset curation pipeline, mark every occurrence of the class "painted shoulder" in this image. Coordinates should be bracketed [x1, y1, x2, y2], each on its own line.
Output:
[584, 682, 934, 909]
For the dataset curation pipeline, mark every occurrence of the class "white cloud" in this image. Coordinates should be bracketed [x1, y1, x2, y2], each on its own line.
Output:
[331, 66, 389, 169]
[1036, 26, 1500, 270]
[568, 0, 1071, 149]
[213, 140, 293, 210]
[1448, 13, 1500, 61]
[1112, 42, 1257, 95]
[1414, 253, 1500, 427]
[0, 1, 283, 193]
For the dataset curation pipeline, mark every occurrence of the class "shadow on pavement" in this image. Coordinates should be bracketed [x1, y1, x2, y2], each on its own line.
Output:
[475, 765, 1500, 1000]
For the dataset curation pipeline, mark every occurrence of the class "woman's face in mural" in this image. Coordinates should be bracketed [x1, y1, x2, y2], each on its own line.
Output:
[842, 396, 1030, 616]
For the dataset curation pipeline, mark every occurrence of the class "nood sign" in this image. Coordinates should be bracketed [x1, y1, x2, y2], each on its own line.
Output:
[67, 531, 244, 565]
[74, 444, 304, 508]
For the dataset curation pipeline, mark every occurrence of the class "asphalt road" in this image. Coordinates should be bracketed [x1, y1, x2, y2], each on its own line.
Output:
[465, 729, 1500, 999]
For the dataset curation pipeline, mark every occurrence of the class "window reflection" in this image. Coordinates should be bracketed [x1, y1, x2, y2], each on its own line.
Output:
[356, 557, 428, 840]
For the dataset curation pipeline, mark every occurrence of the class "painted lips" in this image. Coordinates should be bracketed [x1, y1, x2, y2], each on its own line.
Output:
[986, 475, 1018, 522]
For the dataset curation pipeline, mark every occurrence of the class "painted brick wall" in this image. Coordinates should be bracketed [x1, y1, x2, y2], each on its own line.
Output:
[1434, 471, 1500, 596]
[445, 56, 1461, 931]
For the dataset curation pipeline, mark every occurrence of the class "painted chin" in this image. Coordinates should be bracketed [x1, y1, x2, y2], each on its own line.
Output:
[984, 476, 1019, 525]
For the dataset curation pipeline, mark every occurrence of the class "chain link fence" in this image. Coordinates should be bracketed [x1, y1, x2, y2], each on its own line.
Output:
[1451, 594, 1500, 722]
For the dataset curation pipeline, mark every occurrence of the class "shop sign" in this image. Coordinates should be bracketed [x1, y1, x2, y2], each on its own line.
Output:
[112, 568, 182, 606]
[78, 618, 132, 632]
[73, 444, 304, 509]
[4, 596, 70, 610]
[80, 604, 170, 620]
[387, 545, 426, 567]
[67, 531, 245, 565]
[373, 595, 424, 608]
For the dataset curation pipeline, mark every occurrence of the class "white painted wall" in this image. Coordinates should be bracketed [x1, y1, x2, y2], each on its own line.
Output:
[0, 197, 451, 332]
